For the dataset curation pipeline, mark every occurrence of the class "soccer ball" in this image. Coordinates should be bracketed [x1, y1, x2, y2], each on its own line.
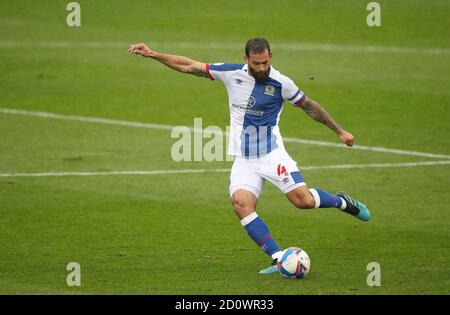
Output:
[276, 247, 311, 279]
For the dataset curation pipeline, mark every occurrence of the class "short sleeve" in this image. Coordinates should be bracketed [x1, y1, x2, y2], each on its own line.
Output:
[206, 63, 244, 83]
[281, 75, 307, 107]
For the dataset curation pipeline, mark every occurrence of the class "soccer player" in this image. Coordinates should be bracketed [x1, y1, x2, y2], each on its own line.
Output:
[128, 38, 371, 274]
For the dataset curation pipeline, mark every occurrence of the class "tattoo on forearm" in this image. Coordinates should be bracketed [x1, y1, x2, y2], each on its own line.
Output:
[302, 98, 342, 134]
[188, 66, 207, 77]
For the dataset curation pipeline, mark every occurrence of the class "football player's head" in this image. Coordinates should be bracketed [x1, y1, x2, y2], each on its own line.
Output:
[245, 38, 272, 82]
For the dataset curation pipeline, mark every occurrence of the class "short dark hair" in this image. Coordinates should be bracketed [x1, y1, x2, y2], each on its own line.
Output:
[245, 37, 271, 56]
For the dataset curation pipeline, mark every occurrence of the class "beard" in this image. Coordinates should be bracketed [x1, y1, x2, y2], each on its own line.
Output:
[249, 66, 270, 82]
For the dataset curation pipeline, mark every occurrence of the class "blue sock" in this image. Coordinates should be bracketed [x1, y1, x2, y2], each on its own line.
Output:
[241, 212, 281, 259]
[309, 188, 345, 209]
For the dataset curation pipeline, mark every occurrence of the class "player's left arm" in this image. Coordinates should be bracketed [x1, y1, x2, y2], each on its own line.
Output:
[300, 97, 354, 147]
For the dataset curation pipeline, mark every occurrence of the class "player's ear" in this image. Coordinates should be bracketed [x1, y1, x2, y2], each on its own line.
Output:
[244, 55, 248, 63]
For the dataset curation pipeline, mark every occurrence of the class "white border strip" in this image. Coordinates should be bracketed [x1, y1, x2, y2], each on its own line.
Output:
[1, 161, 449, 178]
[1, 107, 449, 160]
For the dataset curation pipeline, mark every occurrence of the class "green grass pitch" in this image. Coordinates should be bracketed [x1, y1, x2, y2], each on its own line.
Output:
[0, 0, 449, 294]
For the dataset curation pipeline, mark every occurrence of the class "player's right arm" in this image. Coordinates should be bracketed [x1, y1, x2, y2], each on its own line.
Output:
[282, 74, 354, 147]
[300, 97, 354, 147]
[128, 43, 209, 78]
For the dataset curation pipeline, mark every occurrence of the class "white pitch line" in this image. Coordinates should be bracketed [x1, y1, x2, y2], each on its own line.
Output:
[300, 160, 450, 170]
[1, 161, 449, 178]
[283, 137, 450, 160]
[0, 108, 174, 131]
[0, 168, 230, 178]
[0, 41, 449, 55]
[1, 107, 450, 160]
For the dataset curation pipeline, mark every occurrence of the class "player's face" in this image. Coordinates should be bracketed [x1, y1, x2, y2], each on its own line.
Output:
[245, 50, 272, 82]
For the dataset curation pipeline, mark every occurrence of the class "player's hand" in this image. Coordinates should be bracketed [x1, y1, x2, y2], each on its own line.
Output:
[339, 130, 354, 147]
[128, 43, 155, 58]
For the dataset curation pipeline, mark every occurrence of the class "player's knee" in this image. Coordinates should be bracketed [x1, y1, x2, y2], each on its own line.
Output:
[231, 199, 250, 213]
[231, 195, 254, 216]
[291, 195, 316, 209]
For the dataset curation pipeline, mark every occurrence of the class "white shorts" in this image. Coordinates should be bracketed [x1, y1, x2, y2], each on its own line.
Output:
[229, 147, 305, 198]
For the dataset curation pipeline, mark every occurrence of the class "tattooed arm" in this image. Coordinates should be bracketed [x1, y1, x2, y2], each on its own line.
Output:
[301, 96, 354, 147]
[128, 43, 208, 77]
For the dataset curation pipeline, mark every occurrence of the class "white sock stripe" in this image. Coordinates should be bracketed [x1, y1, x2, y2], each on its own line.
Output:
[271, 251, 283, 261]
[240, 212, 259, 226]
[339, 197, 347, 210]
[309, 188, 321, 208]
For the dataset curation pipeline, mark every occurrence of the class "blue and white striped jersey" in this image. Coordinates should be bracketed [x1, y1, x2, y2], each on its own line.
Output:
[206, 63, 306, 157]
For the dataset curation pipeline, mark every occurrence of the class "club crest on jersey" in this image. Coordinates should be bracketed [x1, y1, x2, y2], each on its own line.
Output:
[264, 85, 275, 96]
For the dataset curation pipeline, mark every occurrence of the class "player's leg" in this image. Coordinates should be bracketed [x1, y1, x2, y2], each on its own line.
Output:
[286, 185, 343, 210]
[286, 185, 371, 221]
[284, 185, 315, 208]
[262, 147, 370, 221]
[230, 188, 257, 220]
[229, 158, 283, 273]
[230, 189, 283, 261]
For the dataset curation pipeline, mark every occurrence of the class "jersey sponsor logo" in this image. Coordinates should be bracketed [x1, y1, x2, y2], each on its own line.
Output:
[247, 96, 256, 108]
[235, 78, 244, 85]
[231, 96, 264, 116]
[231, 104, 264, 116]
[264, 85, 275, 96]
